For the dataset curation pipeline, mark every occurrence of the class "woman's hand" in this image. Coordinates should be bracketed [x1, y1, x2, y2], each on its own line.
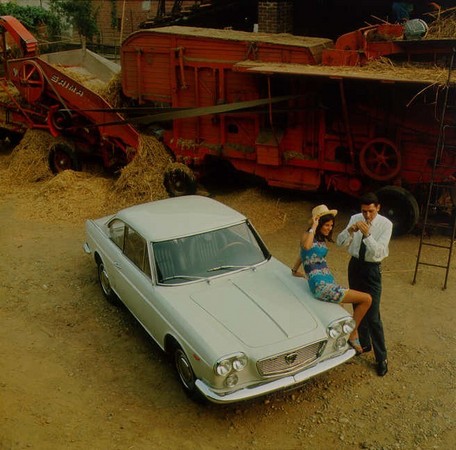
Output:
[292, 269, 305, 278]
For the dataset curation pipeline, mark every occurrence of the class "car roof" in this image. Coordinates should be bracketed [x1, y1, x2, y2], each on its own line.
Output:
[115, 195, 246, 241]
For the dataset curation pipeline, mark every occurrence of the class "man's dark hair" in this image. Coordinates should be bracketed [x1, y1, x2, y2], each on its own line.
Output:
[359, 192, 379, 206]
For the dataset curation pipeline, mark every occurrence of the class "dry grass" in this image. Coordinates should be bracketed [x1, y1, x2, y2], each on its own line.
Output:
[100, 72, 123, 108]
[108, 134, 172, 210]
[32, 170, 114, 223]
[426, 7, 456, 39]
[6, 129, 54, 184]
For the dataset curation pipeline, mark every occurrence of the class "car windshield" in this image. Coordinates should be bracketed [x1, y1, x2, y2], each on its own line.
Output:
[152, 222, 269, 285]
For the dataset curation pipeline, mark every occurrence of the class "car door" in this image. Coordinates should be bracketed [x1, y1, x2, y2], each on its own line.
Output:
[113, 225, 169, 342]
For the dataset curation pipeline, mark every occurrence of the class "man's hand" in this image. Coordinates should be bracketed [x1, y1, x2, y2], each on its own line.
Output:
[356, 221, 370, 237]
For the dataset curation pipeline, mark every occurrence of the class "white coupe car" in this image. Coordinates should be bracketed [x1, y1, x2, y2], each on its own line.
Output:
[83, 195, 355, 403]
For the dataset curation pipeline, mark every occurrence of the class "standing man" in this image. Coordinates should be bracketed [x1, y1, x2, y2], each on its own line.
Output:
[336, 193, 393, 376]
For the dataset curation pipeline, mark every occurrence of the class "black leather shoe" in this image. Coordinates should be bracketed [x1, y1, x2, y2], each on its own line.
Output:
[376, 360, 388, 376]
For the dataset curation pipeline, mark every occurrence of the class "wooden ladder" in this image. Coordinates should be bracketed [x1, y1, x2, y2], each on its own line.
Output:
[412, 49, 456, 290]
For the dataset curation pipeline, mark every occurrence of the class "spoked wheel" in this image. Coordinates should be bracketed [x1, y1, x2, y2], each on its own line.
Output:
[376, 186, 419, 236]
[360, 138, 401, 181]
[164, 163, 197, 197]
[48, 142, 80, 173]
[17, 61, 45, 103]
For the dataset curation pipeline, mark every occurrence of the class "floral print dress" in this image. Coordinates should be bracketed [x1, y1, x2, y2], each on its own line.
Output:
[300, 239, 347, 304]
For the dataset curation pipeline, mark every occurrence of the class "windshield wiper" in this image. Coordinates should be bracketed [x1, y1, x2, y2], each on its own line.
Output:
[207, 265, 250, 272]
[161, 275, 207, 282]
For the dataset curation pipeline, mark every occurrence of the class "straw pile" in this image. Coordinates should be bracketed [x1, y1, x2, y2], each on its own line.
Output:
[365, 57, 455, 84]
[100, 72, 123, 108]
[108, 134, 173, 209]
[31, 170, 113, 222]
[53, 65, 106, 95]
[6, 129, 54, 184]
[426, 7, 456, 39]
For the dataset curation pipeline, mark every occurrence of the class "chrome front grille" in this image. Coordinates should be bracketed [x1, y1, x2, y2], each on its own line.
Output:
[257, 340, 326, 377]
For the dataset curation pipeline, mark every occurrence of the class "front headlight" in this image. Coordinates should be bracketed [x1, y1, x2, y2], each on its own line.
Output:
[215, 359, 232, 376]
[327, 318, 356, 339]
[215, 353, 248, 376]
[328, 323, 343, 338]
[342, 319, 356, 335]
[232, 354, 248, 371]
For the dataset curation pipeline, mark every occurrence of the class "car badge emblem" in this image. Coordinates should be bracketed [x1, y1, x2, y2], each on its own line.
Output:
[285, 352, 298, 365]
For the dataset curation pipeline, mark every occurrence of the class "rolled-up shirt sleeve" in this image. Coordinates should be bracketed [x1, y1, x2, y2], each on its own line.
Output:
[336, 216, 358, 247]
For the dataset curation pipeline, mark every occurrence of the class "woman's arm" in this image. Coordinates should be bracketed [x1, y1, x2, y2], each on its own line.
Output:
[300, 216, 318, 250]
[291, 256, 305, 278]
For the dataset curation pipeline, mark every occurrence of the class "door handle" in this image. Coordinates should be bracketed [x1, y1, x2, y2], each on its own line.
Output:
[114, 261, 122, 269]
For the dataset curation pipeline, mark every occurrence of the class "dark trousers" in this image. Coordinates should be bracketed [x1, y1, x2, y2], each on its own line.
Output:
[348, 257, 387, 362]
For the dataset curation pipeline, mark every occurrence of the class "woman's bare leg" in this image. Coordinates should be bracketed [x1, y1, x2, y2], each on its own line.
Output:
[341, 289, 372, 347]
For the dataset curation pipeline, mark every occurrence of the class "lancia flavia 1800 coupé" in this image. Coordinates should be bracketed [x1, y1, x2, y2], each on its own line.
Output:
[83, 195, 356, 403]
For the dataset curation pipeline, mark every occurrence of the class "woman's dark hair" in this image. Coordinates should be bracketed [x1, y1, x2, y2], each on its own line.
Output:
[315, 213, 335, 242]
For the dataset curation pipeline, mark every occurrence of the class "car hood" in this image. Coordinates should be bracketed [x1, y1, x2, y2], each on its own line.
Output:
[190, 271, 320, 348]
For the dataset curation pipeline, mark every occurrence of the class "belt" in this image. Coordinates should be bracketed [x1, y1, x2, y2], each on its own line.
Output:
[351, 256, 381, 266]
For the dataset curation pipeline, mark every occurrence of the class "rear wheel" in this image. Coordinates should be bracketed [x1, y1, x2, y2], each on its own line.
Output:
[97, 261, 119, 305]
[164, 163, 197, 197]
[376, 186, 419, 236]
[48, 142, 80, 173]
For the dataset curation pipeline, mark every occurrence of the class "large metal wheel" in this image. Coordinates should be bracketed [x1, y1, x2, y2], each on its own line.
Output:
[164, 163, 197, 197]
[376, 186, 419, 236]
[17, 60, 45, 103]
[48, 142, 80, 173]
[360, 138, 401, 181]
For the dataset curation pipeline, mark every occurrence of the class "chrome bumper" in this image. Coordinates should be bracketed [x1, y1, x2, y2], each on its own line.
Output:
[195, 349, 356, 404]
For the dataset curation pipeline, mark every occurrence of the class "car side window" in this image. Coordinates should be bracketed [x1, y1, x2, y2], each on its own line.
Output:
[109, 219, 125, 249]
[124, 227, 151, 277]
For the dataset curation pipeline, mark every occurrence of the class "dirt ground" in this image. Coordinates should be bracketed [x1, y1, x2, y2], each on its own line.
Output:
[0, 151, 455, 450]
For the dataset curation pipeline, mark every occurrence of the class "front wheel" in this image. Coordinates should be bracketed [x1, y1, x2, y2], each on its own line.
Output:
[173, 345, 205, 402]
[376, 186, 419, 236]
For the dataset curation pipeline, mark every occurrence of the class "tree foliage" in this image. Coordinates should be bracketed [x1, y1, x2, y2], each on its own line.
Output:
[0, 1, 61, 39]
[49, 0, 99, 42]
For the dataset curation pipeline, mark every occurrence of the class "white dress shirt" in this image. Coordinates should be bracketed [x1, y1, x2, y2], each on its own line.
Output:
[336, 213, 393, 263]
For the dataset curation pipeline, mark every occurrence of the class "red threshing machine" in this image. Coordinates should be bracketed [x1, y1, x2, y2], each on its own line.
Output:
[120, 24, 456, 234]
[0, 15, 139, 172]
[1, 15, 456, 235]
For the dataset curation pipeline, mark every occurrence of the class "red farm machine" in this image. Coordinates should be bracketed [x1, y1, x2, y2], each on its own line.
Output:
[0, 15, 139, 173]
[119, 23, 456, 235]
[1, 15, 456, 235]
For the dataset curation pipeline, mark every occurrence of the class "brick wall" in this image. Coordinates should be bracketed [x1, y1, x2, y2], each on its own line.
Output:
[258, 0, 293, 34]
[92, 0, 198, 48]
